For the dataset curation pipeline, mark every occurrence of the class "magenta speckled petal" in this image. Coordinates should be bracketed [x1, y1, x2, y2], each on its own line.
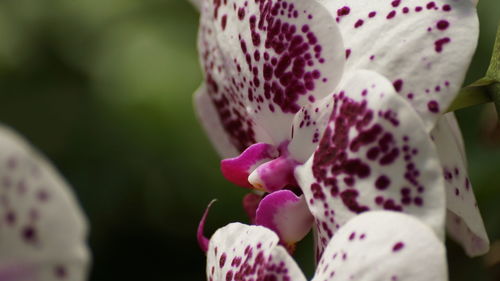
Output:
[319, 0, 478, 131]
[311, 211, 447, 281]
[255, 190, 313, 245]
[221, 143, 278, 188]
[295, 70, 446, 258]
[198, 0, 345, 150]
[207, 223, 307, 281]
[0, 125, 89, 281]
[194, 85, 241, 158]
[431, 113, 489, 256]
[288, 98, 334, 163]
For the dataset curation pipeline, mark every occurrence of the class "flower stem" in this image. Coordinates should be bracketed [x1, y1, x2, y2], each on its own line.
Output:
[446, 79, 495, 112]
[486, 22, 500, 81]
[446, 22, 500, 113]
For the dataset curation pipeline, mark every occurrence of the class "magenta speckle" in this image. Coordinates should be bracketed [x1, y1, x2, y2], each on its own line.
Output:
[436, 20, 449, 30]
[386, 10, 396, 19]
[393, 242, 405, 252]
[354, 19, 364, 28]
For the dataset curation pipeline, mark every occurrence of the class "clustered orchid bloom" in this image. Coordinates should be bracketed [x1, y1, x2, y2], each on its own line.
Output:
[0, 125, 89, 281]
[191, 0, 490, 278]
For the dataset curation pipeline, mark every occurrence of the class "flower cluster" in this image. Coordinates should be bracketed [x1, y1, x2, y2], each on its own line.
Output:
[192, 0, 490, 280]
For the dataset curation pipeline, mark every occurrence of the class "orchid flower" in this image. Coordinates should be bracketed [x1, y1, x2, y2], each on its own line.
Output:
[203, 210, 447, 281]
[0, 125, 89, 281]
[192, 0, 488, 258]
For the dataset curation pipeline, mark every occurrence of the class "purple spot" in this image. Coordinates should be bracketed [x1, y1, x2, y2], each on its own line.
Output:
[375, 175, 390, 190]
[221, 15, 227, 30]
[434, 37, 451, 53]
[392, 79, 403, 92]
[345, 49, 351, 59]
[436, 20, 449, 30]
[354, 19, 364, 28]
[22, 226, 37, 244]
[386, 10, 396, 19]
[393, 242, 405, 252]
[219, 253, 227, 268]
[427, 101, 440, 113]
[54, 265, 67, 279]
[337, 6, 351, 16]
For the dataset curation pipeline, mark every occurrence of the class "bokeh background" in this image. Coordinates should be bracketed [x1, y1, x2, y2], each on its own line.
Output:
[0, 0, 499, 280]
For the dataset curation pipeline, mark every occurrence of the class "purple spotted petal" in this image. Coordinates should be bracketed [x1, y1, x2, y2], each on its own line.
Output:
[0, 126, 89, 281]
[288, 98, 334, 162]
[207, 223, 306, 281]
[194, 85, 248, 158]
[319, 0, 478, 131]
[295, 70, 446, 258]
[255, 190, 313, 246]
[197, 0, 345, 152]
[311, 211, 447, 281]
[431, 113, 489, 256]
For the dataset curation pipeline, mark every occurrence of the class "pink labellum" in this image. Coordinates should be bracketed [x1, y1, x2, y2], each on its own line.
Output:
[248, 156, 299, 192]
[255, 190, 313, 250]
[221, 143, 278, 188]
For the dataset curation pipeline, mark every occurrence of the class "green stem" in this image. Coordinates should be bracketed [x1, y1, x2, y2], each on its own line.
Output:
[446, 23, 500, 112]
[486, 22, 500, 81]
[490, 83, 500, 119]
[446, 79, 495, 112]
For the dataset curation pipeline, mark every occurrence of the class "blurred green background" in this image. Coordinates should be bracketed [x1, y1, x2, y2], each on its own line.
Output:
[0, 0, 498, 280]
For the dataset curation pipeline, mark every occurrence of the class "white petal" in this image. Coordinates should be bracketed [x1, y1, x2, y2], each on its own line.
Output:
[295, 70, 446, 257]
[312, 211, 448, 281]
[319, 0, 479, 131]
[288, 97, 334, 162]
[198, 0, 345, 149]
[197, 10, 272, 153]
[194, 84, 241, 158]
[0, 125, 89, 281]
[431, 113, 489, 256]
[207, 223, 306, 281]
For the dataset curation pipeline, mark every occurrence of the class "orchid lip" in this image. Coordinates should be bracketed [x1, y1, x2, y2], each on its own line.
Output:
[220, 143, 278, 189]
[248, 156, 299, 192]
[221, 141, 301, 192]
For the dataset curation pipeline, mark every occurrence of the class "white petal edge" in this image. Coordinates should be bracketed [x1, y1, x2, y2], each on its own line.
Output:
[288, 96, 334, 162]
[312, 211, 448, 281]
[194, 84, 240, 158]
[431, 113, 489, 256]
[0, 125, 89, 281]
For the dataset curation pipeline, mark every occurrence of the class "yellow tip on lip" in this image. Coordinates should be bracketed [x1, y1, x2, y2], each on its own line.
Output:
[251, 182, 266, 192]
[284, 241, 296, 254]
